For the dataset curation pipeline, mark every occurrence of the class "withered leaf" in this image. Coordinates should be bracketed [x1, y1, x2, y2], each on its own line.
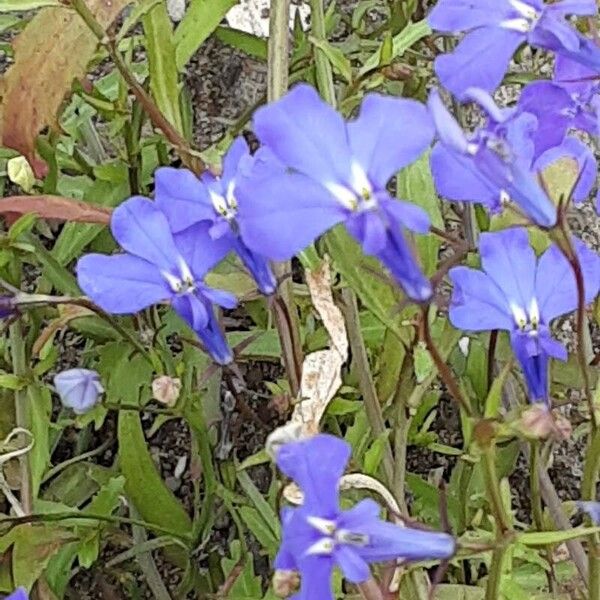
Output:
[0, 195, 111, 224]
[0, 0, 132, 175]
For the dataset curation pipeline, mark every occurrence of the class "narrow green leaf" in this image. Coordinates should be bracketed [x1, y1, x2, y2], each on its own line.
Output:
[143, 2, 184, 133]
[309, 36, 353, 83]
[174, 0, 237, 70]
[484, 359, 512, 418]
[0, 0, 59, 10]
[520, 526, 600, 546]
[238, 506, 279, 554]
[214, 26, 267, 60]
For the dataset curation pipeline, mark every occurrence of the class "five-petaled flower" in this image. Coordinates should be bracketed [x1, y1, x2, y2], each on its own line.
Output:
[274, 434, 456, 599]
[448, 228, 600, 404]
[155, 137, 279, 296]
[54, 368, 104, 415]
[428, 0, 600, 98]
[77, 197, 236, 365]
[428, 88, 558, 227]
[236, 83, 436, 302]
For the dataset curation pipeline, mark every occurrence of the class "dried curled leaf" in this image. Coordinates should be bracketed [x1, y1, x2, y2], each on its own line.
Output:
[0, 0, 131, 175]
[0, 195, 112, 224]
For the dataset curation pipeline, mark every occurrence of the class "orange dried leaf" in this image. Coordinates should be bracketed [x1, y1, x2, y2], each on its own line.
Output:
[0, 0, 131, 174]
[0, 195, 112, 224]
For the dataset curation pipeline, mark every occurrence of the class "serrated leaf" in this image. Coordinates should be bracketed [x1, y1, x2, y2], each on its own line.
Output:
[174, 0, 237, 69]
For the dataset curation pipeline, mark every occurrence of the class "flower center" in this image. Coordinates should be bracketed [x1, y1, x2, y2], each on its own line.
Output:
[162, 257, 196, 295]
[304, 515, 369, 556]
[209, 182, 238, 221]
[501, 0, 539, 32]
[511, 298, 541, 335]
[325, 162, 377, 212]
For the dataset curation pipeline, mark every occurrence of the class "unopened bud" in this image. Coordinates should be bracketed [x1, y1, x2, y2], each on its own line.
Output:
[152, 376, 181, 407]
[519, 404, 571, 441]
[0, 296, 16, 320]
[273, 570, 300, 598]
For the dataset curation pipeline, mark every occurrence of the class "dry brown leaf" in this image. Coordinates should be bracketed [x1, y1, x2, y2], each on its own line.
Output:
[288, 257, 348, 435]
[0, 0, 132, 175]
[32, 304, 94, 356]
[0, 195, 112, 224]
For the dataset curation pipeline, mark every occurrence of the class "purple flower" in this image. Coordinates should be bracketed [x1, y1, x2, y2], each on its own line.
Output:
[578, 501, 600, 524]
[428, 89, 557, 227]
[428, 0, 600, 98]
[6, 590, 27, 600]
[54, 369, 104, 414]
[449, 228, 600, 404]
[275, 435, 456, 599]
[237, 84, 436, 302]
[155, 137, 278, 295]
[77, 197, 236, 365]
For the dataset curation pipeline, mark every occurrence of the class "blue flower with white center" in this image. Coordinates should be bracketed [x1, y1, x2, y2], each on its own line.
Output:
[77, 197, 236, 365]
[275, 435, 456, 599]
[449, 228, 600, 404]
[428, 0, 600, 99]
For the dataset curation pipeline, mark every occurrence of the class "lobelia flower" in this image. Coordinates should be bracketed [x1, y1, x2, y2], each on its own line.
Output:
[428, 0, 600, 98]
[6, 589, 27, 600]
[77, 197, 236, 365]
[428, 88, 558, 227]
[578, 501, 600, 524]
[449, 228, 600, 404]
[236, 84, 436, 302]
[54, 369, 104, 414]
[155, 137, 278, 295]
[274, 434, 456, 599]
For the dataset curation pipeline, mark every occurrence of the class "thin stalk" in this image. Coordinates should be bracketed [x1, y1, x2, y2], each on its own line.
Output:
[357, 579, 383, 600]
[267, 0, 304, 397]
[392, 361, 412, 513]
[482, 445, 511, 534]
[582, 429, 600, 598]
[9, 321, 32, 514]
[69, 0, 204, 174]
[310, 0, 336, 105]
[486, 330, 498, 395]
[341, 289, 394, 484]
[421, 308, 473, 417]
[485, 545, 509, 600]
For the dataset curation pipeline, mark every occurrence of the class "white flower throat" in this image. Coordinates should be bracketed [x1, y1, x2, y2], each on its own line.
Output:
[162, 257, 196, 295]
[511, 298, 541, 335]
[325, 162, 378, 212]
[304, 515, 369, 556]
[210, 181, 238, 221]
[501, 0, 540, 33]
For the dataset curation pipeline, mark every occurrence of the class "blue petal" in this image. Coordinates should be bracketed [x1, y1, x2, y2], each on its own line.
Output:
[578, 501, 600, 525]
[173, 222, 233, 278]
[535, 239, 600, 322]
[276, 434, 350, 516]
[236, 172, 347, 261]
[154, 168, 215, 233]
[334, 546, 371, 583]
[548, 0, 597, 16]
[554, 54, 597, 95]
[479, 228, 537, 310]
[347, 95, 434, 188]
[449, 267, 513, 331]
[6, 589, 28, 600]
[110, 197, 183, 270]
[430, 143, 500, 209]
[295, 555, 335, 600]
[381, 197, 431, 234]
[464, 88, 509, 123]
[434, 27, 524, 97]
[172, 294, 233, 365]
[221, 136, 251, 185]
[427, 90, 470, 153]
[77, 254, 171, 314]
[231, 237, 277, 295]
[534, 136, 597, 203]
[427, 0, 516, 31]
[510, 332, 550, 403]
[252, 83, 352, 184]
[54, 369, 103, 415]
[345, 211, 388, 255]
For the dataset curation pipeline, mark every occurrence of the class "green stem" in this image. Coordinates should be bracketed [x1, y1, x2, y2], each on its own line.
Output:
[530, 442, 544, 531]
[9, 321, 32, 514]
[482, 444, 511, 534]
[310, 0, 336, 105]
[582, 428, 600, 598]
[485, 545, 509, 600]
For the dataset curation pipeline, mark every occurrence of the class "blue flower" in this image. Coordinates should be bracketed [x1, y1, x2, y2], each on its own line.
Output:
[155, 137, 278, 295]
[449, 228, 600, 404]
[578, 501, 600, 524]
[237, 84, 436, 302]
[428, 89, 558, 227]
[275, 435, 456, 599]
[77, 197, 236, 365]
[428, 0, 600, 98]
[6, 589, 28, 600]
[54, 369, 104, 414]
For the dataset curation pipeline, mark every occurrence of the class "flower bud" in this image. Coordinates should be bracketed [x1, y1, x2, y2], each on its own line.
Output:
[54, 369, 103, 415]
[273, 570, 300, 598]
[152, 375, 181, 407]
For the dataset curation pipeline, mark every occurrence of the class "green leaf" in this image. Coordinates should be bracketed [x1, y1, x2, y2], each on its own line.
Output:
[29, 384, 52, 498]
[484, 360, 512, 419]
[0, 0, 60, 11]
[397, 152, 443, 276]
[520, 526, 600, 546]
[221, 540, 262, 598]
[414, 342, 434, 383]
[363, 431, 390, 475]
[0, 373, 25, 390]
[174, 0, 237, 70]
[143, 1, 184, 133]
[214, 26, 267, 60]
[238, 506, 279, 555]
[118, 411, 192, 555]
[309, 36, 353, 83]
[433, 585, 485, 599]
[360, 19, 431, 75]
